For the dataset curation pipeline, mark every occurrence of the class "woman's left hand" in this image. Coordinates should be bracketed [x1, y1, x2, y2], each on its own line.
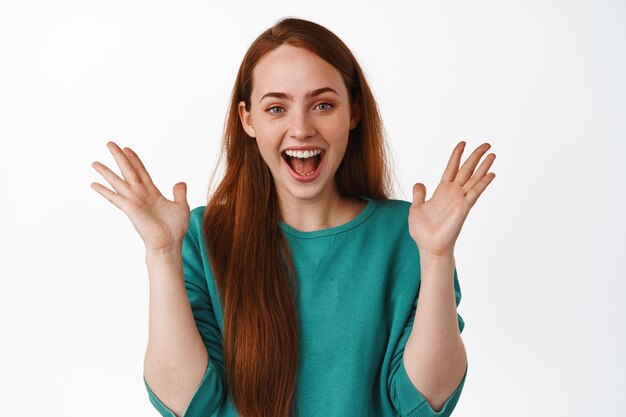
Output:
[408, 141, 496, 259]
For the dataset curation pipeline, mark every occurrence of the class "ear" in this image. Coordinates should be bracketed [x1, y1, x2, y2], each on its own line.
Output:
[238, 100, 256, 138]
[349, 95, 361, 130]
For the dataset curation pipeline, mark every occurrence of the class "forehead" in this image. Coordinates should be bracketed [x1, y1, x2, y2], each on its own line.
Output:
[251, 44, 347, 98]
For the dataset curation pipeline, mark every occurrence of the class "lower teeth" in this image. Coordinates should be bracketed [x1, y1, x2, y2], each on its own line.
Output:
[285, 154, 321, 177]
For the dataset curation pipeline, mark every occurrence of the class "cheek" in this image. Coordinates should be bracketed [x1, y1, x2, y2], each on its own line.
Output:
[251, 117, 282, 143]
[322, 116, 351, 146]
[254, 137, 282, 169]
[255, 140, 276, 160]
[324, 109, 351, 134]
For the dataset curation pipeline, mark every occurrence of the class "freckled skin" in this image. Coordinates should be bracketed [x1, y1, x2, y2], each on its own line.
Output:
[237, 44, 360, 207]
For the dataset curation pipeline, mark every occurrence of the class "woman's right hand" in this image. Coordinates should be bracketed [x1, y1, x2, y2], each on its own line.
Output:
[91, 141, 190, 253]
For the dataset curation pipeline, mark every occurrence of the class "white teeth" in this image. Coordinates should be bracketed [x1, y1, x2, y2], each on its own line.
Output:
[284, 149, 323, 158]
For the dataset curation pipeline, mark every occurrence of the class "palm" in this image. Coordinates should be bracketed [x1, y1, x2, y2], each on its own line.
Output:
[126, 193, 190, 251]
[91, 142, 190, 252]
[408, 141, 496, 258]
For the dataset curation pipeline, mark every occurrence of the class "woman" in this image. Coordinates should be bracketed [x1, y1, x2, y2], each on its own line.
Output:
[91, 17, 495, 417]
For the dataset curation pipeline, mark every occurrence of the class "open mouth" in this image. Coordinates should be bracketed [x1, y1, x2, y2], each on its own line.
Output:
[281, 149, 325, 177]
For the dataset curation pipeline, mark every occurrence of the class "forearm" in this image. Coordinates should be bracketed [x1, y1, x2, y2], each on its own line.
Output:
[403, 253, 467, 412]
[143, 247, 209, 417]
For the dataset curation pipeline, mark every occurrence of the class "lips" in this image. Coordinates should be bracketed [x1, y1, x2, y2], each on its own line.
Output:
[280, 149, 326, 182]
[281, 150, 324, 171]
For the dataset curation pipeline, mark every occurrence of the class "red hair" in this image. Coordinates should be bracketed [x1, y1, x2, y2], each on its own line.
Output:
[202, 17, 393, 417]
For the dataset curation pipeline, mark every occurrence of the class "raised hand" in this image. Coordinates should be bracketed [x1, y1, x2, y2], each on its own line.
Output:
[409, 141, 496, 259]
[90, 141, 190, 253]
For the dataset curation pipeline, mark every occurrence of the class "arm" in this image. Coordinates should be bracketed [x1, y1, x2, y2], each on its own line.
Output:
[89, 143, 224, 416]
[403, 254, 468, 412]
[390, 140, 492, 415]
[143, 247, 209, 417]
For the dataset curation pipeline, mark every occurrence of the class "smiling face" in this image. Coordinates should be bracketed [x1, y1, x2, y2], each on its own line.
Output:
[238, 44, 360, 205]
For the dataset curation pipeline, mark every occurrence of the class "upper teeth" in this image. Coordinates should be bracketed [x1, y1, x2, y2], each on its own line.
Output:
[284, 149, 323, 158]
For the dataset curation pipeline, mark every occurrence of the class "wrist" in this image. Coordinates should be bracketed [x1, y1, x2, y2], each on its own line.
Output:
[419, 250, 455, 265]
[419, 252, 456, 288]
[145, 242, 183, 259]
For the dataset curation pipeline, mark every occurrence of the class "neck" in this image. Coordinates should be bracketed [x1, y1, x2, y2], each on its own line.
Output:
[277, 181, 364, 232]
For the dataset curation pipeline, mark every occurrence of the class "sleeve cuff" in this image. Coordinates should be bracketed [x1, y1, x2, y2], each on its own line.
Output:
[392, 358, 467, 417]
[143, 360, 225, 417]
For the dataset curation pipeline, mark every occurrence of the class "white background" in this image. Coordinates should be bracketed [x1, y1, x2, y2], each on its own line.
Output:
[1, 1, 625, 416]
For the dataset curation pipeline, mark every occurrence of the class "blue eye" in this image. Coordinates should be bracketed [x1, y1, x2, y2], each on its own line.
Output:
[267, 106, 284, 114]
[316, 102, 333, 111]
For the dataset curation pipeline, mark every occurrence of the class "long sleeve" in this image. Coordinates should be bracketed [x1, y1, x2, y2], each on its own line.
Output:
[144, 206, 227, 416]
[387, 266, 467, 417]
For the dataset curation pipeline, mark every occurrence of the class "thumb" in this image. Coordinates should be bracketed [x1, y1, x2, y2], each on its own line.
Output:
[173, 182, 188, 205]
[412, 183, 426, 207]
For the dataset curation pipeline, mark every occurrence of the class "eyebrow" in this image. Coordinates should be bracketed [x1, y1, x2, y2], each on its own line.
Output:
[259, 87, 340, 103]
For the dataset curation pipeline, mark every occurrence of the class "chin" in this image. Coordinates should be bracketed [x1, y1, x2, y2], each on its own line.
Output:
[276, 176, 337, 202]
[283, 182, 327, 200]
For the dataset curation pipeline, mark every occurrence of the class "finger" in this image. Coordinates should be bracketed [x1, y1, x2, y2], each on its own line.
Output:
[465, 172, 496, 207]
[455, 142, 491, 186]
[90, 181, 127, 210]
[441, 141, 466, 183]
[106, 141, 140, 184]
[412, 183, 426, 207]
[91, 161, 132, 195]
[463, 153, 496, 193]
[122, 146, 155, 185]
[173, 182, 188, 205]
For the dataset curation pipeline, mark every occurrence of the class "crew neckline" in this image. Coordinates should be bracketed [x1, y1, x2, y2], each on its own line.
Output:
[279, 196, 377, 238]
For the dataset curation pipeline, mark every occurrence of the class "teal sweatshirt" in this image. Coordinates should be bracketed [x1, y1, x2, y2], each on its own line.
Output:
[144, 196, 467, 417]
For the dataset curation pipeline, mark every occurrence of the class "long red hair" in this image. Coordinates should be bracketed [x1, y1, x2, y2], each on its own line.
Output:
[202, 17, 394, 417]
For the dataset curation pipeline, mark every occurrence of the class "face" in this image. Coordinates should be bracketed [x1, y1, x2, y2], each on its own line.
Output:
[238, 44, 360, 205]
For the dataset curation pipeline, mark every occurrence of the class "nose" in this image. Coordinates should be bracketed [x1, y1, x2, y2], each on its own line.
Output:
[288, 108, 317, 140]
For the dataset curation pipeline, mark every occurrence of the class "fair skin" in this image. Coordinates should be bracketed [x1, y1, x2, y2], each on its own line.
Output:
[91, 43, 496, 414]
[240, 44, 497, 411]
[238, 44, 365, 232]
[404, 142, 496, 410]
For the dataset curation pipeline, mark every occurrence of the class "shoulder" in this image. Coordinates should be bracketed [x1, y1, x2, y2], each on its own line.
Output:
[186, 205, 207, 242]
[374, 198, 412, 213]
[358, 197, 413, 240]
[370, 198, 412, 225]
[190, 205, 206, 223]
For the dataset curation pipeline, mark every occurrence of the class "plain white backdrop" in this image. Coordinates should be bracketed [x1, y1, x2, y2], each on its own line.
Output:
[1, 1, 625, 416]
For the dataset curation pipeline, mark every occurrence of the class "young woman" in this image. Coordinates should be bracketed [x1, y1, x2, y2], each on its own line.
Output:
[91, 17, 495, 417]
